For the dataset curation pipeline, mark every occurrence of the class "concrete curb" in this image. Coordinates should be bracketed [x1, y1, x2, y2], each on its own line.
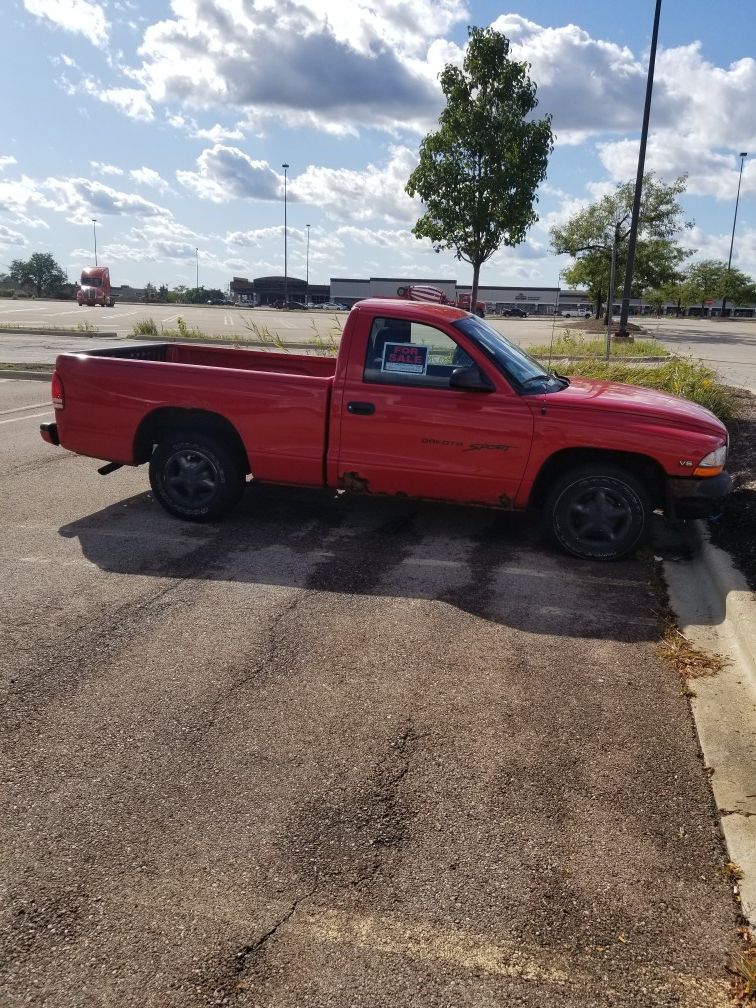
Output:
[664, 520, 756, 927]
[0, 369, 53, 381]
[0, 328, 119, 337]
[691, 519, 756, 681]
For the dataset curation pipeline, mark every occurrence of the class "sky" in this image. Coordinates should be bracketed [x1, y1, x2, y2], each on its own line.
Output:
[1, 0, 755, 293]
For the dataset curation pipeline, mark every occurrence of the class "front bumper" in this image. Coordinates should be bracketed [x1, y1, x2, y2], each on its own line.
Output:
[667, 471, 732, 519]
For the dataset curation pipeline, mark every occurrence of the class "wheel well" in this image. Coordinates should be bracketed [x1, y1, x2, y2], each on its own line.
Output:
[134, 407, 250, 473]
[529, 448, 666, 510]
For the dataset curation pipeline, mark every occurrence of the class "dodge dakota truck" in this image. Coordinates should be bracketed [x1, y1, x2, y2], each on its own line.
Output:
[40, 298, 731, 560]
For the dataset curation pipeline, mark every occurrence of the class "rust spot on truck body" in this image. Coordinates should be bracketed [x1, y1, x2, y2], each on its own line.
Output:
[340, 471, 371, 494]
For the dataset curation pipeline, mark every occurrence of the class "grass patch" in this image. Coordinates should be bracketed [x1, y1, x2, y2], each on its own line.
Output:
[129, 315, 344, 356]
[528, 330, 669, 358]
[562, 358, 734, 421]
[131, 316, 211, 340]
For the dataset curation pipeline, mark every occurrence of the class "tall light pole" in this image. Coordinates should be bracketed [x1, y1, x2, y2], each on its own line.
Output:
[91, 218, 98, 266]
[282, 163, 289, 307]
[617, 0, 662, 339]
[305, 223, 310, 305]
[722, 151, 748, 319]
[195, 247, 199, 301]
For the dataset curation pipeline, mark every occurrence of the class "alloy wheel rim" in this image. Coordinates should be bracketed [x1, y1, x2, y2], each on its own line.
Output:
[164, 449, 219, 508]
[565, 485, 634, 547]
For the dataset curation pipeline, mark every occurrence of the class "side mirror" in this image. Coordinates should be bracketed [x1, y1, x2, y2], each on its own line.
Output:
[449, 365, 494, 392]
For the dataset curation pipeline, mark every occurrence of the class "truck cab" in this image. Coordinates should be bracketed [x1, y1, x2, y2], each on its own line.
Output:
[77, 267, 114, 307]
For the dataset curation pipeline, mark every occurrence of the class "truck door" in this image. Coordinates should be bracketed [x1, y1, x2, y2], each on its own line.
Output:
[334, 314, 534, 506]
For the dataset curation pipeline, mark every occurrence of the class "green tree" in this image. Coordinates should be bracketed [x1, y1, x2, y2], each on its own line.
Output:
[157, 284, 169, 302]
[8, 252, 67, 298]
[681, 259, 756, 315]
[551, 174, 692, 318]
[144, 282, 158, 302]
[406, 26, 553, 309]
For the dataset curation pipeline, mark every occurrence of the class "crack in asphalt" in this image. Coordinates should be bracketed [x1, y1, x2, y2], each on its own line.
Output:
[192, 589, 306, 742]
[230, 876, 321, 977]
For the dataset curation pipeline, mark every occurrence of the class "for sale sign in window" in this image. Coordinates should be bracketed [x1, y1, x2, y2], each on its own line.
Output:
[382, 342, 429, 375]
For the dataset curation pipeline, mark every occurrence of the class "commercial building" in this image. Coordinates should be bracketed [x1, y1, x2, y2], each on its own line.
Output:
[231, 274, 756, 317]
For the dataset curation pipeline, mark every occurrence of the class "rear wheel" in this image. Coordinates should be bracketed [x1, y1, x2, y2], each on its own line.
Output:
[544, 465, 651, 560]
[149, 431, 245, 521]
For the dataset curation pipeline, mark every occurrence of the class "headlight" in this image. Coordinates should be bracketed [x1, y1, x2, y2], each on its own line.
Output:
[693, 444, 727, 476]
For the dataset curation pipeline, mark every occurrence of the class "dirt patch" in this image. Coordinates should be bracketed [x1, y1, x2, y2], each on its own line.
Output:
[708, 386, 756, 591]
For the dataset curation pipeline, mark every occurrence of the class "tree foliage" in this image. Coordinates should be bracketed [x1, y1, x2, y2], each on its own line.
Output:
[8, 252, 67, 298]
[551, 174, 693, 317]
[406, 26, 553, 308]
[680, 259, 756, 313]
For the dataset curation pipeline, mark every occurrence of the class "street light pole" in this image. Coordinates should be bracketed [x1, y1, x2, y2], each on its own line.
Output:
[722, 151, 748, 319]
[305, 223, 310, 305]
[195, 247, 199, 301]
[617, 0, 662, 339]
[91, 218, 98, 266]
[282, 163, 289, 307]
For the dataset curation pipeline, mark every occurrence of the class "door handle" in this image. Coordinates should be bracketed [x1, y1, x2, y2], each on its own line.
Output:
[347, 401, 375, 415]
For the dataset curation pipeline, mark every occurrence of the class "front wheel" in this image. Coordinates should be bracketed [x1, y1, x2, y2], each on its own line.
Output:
[149, 431, 245, 522]
[544, 465, 651, 560]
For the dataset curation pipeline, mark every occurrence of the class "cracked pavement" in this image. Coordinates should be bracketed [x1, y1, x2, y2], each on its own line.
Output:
[0, 381, 742, 1007]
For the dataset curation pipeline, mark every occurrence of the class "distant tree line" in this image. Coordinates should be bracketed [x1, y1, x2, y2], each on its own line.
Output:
[0, 254, 226, 303]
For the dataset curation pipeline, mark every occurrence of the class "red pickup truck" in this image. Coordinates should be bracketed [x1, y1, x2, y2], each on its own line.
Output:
[40, 298, 731, 560]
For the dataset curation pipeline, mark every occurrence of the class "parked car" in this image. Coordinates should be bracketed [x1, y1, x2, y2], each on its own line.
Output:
[559, 310, 592, 319]
[318, 301, 347, 310]
[503, 307, 528, 318]
[41, 296, 731, 561]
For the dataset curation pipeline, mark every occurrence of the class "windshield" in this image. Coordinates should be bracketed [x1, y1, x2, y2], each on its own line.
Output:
[81, 275, 102, 288]
[453, 316, 558, 391]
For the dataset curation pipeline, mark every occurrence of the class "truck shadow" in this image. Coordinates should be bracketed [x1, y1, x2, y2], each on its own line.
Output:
[58, 483, 687, 643]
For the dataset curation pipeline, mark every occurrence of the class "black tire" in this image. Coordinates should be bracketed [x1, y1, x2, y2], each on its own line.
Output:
[543, 465, 651, 560]
[396, 286, 407, 296]
[149, 431, 245, 522]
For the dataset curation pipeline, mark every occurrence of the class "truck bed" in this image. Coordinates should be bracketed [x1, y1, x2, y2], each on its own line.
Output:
[86, 342, 338, 378]
[54, 342, 337, 485]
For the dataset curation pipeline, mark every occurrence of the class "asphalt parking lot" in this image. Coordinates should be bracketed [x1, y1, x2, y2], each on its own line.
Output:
[0, 379, 741, 1007]
[1, 300, 756, 394]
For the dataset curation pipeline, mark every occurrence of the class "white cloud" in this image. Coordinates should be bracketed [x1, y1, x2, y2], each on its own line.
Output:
[292, 146, 421, 223]
[166, 114, 246, 142]
[597, 139, 755, 201]
[0, 156, 17, 171]
[24, 0, 108, 46]
[0, 175, 58, 226]
[131, 0, 465, 133]
[0, 224, 26, 247]
[225, 226, 283, 247]
[195, 123, 245, 143]
[90, 161, 124, 177]
[130, 166, 174, 194]
[44, 177, 169, 224]
[99, 86, 154, 121]
[177, 146, 281, 202]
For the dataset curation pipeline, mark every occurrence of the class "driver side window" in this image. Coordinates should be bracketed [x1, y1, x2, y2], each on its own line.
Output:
[363, 318, 473, 389]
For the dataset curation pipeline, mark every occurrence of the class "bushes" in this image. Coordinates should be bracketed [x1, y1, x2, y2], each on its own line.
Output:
[565, 358, 734, 421]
